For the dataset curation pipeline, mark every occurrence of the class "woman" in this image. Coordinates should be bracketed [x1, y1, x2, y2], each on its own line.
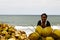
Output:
[37, 13, 51, 28]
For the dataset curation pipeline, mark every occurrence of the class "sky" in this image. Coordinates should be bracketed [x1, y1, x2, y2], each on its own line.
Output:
[0, 0, 60, 15]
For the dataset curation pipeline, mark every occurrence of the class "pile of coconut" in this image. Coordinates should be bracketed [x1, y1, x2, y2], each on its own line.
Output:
[0, 23, 29, 40]
[0, 23, 60, 40]
[28, 26, 60, 40]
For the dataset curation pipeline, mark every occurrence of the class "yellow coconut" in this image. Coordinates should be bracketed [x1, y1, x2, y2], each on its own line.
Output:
[28, 32, 40, 40]
[53, 29, 60, 38]
[46, 37, 54, 40]
[8, 38, 16, 40]
[35, 26, 43, 35]
[42, 27, 53, 36]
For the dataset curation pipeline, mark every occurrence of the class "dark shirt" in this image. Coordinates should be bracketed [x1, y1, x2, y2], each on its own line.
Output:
[37, 20, 51, 28]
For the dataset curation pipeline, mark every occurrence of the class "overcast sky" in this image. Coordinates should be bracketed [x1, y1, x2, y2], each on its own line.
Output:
[0, 0, 60, 15]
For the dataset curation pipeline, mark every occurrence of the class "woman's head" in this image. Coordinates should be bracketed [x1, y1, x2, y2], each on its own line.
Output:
[41, 13, 47, 22]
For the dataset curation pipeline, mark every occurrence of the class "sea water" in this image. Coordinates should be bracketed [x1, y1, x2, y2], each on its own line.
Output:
[0, 15, 60, 26]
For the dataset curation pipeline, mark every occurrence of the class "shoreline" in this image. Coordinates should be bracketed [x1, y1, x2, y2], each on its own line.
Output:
[15, 26, 60, 36]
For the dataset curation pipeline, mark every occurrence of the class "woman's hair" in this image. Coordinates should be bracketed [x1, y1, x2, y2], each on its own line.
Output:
[41, 13, 47, 18]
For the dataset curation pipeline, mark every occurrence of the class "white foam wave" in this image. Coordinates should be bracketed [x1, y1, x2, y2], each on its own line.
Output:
[15, 26, 60, 36]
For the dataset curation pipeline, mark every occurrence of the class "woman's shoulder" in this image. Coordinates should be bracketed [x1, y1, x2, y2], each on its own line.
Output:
[38, 20, 41, 21]
[47, 20, 50, 23]
[38, 20, 41, 22]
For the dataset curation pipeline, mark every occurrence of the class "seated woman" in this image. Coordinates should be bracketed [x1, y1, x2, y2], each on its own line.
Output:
[37, 13, 51, 28]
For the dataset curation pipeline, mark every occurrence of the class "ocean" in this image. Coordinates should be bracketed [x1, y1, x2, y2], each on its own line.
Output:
[0, 15, 60, 26]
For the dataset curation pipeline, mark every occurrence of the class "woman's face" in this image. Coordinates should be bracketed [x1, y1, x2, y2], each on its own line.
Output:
[41, 15, 47, 22]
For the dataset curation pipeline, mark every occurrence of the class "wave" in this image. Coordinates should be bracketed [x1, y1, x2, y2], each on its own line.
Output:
[15, 26, 60, 36]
